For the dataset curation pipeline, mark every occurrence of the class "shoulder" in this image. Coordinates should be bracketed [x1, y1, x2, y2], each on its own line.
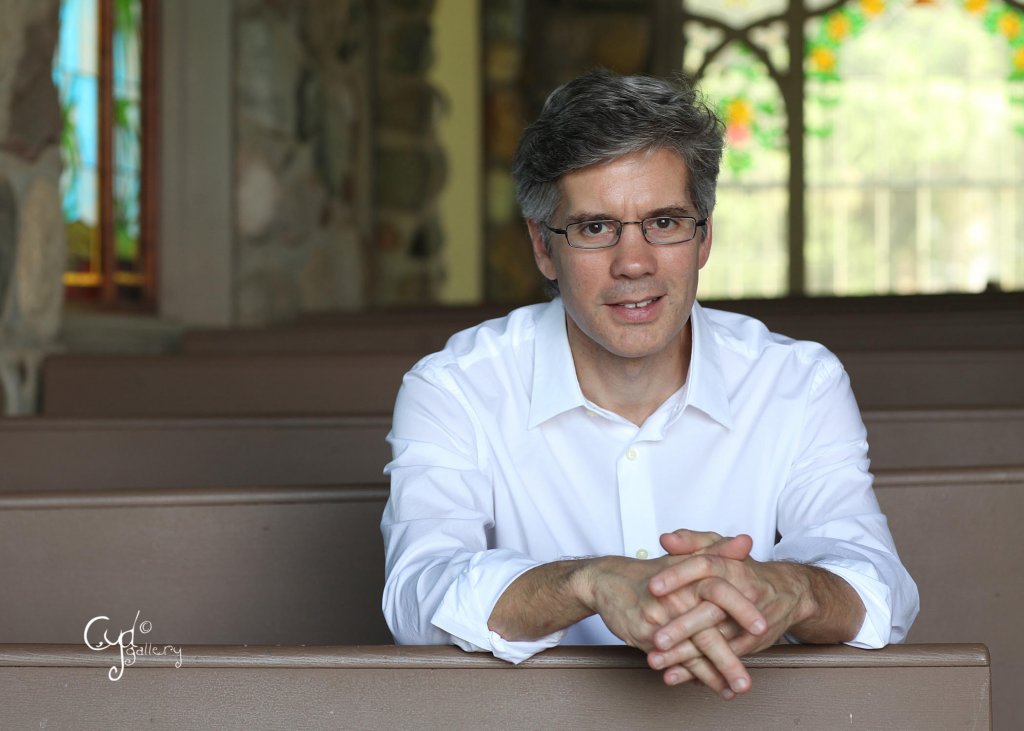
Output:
[405, 301, 550, 385]
[700, 304, 845, 387]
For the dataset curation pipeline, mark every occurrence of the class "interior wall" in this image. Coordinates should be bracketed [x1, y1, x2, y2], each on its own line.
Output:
[431, 0, 482, 305]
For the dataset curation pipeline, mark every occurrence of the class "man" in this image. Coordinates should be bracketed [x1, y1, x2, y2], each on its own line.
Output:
[381, 69, 918, 701]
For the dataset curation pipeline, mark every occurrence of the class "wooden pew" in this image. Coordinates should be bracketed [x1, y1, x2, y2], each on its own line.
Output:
[38, 351, 421, 417]
[1, 464, 1017, 723]
[183, 294, 1024, 354]
[876, 466, 1022, 731]
[0, 644, 991, 729]
[2, 408, 1021, 492]
[37, 349, 1024, 416]
[0, 482, 394, 646]
[0, 416, 391, 491]
[1, 465, 1020, 725]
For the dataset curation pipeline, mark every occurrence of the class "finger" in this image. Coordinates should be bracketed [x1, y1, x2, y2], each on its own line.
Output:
[681, 651, 736, 699]
[691, 626, 752, 697]
[659, 529, 724, 555]
[651, 600, 727, 651]
[660, 532, 753, 562]
[654, 577, 767, 638]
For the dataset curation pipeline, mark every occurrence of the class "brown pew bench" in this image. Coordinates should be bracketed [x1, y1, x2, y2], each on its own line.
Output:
[875, 466, 1022, 730]
[1, 465, 1019, 726]
[184, 295, 1024, 354]
[3, 409, 1022, 493]
[0, 415, 391, 491]
[0, 644, 991, 730]
[39, 351, 421, 417]
[38, 349, 1024, 416]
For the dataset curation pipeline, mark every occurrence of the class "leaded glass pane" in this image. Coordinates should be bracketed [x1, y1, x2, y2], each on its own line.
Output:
[54, 0, 101, 286]
[688, 39, 789, 298]
[684, 0, 788, 29]
[113, 0, 143, 283]
[806, 0, 1024, 294]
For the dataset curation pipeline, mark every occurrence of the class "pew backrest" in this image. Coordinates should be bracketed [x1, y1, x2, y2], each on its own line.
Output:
[38, 349, 1024, 417]
[0, 644, 991, 730]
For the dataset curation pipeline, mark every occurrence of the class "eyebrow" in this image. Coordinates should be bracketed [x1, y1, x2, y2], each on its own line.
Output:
[564, 205, 697, 225]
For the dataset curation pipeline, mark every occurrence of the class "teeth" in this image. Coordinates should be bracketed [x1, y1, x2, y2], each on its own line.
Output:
[621, 298, 655, 309]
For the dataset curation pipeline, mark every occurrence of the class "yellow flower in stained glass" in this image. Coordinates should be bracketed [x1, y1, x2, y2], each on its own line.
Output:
[997, 12, 1022, 40]
[1014, 46, 1024, 72]
[810, 47, 837, 74]
[860, 0, 885, 17]
[827, 14, 854, 41]
[726, 98, 754, 127]
[963, 0, 988, 14]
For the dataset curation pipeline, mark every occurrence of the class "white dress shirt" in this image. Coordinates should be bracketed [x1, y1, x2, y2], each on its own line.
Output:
[381, 298, 919, 663]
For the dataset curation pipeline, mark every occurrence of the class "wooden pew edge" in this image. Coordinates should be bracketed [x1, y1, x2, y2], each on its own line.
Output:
[3, 466, 1022, 506]
[0, 643, 990, 670]
[0, 484, 391, 509]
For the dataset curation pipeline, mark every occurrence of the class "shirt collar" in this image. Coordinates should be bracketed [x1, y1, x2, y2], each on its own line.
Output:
[528, 299, 587, 428]
[684, 301, 734, 430]
[526, 298, 734, 431]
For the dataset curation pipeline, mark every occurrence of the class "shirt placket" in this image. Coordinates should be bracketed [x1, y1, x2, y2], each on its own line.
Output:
[616, 440, 660, 560]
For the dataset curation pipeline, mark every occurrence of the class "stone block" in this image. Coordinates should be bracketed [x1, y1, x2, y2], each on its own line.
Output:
[374, 144, 444, 209]
[377, 82, 436, 134]
[384, 18, 434, 75]
[3, 4, 61, 161]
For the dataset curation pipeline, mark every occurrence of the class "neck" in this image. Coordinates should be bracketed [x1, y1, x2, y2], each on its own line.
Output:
[568, 323, 692, 427]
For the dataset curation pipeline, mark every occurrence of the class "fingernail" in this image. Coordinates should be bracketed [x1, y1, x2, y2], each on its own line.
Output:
[650, 654, 664, 669]
[654, 632, 669, 649]
[666, 672, 679, 685]
[751, 619, 766, 634]
[720, 689, 735, 701]
[650, 579, 664, 593]
[732, 677, 749, 693]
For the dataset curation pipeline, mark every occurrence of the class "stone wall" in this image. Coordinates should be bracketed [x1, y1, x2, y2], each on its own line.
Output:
[233, 0, 447, 322]
[234, 0, 375, 324]
[0, 0, 64, 414]
[371, 0, 447, 305]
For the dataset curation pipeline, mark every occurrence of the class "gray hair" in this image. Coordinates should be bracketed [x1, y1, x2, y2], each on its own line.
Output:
[512, 69, 724, 254]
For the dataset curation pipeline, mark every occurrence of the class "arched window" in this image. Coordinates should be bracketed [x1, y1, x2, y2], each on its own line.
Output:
[480, 0, 1024, 301]
[53, 0, 158, 307]
[687, 0, 1024, 297]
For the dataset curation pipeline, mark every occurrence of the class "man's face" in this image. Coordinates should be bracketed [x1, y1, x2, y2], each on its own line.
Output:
[529, 147, 712, 369]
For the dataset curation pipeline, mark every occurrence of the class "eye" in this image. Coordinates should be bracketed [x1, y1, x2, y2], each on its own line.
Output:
[581, 221, 613, 236]
[650, 217, 681, 231]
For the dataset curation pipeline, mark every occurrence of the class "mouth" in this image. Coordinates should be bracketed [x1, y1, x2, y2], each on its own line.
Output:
[614, 296, 661, 309]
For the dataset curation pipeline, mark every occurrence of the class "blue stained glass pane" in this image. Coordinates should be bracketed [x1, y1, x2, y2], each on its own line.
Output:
[54, 0, 101, 277]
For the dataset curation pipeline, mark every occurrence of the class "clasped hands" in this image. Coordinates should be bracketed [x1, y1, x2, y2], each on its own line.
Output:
[584, 529, 812, 701]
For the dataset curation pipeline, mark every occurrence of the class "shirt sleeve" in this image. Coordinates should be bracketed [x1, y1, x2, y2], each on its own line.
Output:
[381, 364, 565, 663]
[773, 355, 920, 648]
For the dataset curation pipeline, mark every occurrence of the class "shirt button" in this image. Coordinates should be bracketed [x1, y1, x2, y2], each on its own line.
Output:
[626, 448, 638, 461]
[635, 548, 649, 559]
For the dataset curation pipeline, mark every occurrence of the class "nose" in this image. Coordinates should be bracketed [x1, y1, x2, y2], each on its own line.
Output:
[610, 222, 657, 279]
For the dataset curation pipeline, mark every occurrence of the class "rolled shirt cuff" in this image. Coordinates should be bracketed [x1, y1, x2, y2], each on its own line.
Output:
[431, 549, 567, 664]
[811, 559, 892, 649]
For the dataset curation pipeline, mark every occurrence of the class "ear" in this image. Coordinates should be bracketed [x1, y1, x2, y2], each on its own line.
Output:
[697, 215, 713, 270]
[527, 219, 558, 281]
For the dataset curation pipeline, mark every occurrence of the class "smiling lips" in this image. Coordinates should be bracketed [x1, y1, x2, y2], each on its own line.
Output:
[613, 296, 661, 309]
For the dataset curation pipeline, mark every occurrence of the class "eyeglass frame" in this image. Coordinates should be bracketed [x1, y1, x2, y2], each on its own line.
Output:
[543, 216, 709, 250]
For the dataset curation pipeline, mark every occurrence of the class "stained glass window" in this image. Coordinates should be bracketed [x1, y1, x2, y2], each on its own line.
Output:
[684, 0, 1024, 297]
[53, 0, 155, 306]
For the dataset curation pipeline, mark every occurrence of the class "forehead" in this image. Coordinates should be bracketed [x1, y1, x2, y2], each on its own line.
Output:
[556, 148, 693, 216]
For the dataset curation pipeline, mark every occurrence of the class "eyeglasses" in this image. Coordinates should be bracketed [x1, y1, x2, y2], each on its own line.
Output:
[544, 216, 708, 249]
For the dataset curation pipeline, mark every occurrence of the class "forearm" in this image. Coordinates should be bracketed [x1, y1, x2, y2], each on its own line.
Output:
[775, 562, 866, 644]
[487, 559, 599, 641]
